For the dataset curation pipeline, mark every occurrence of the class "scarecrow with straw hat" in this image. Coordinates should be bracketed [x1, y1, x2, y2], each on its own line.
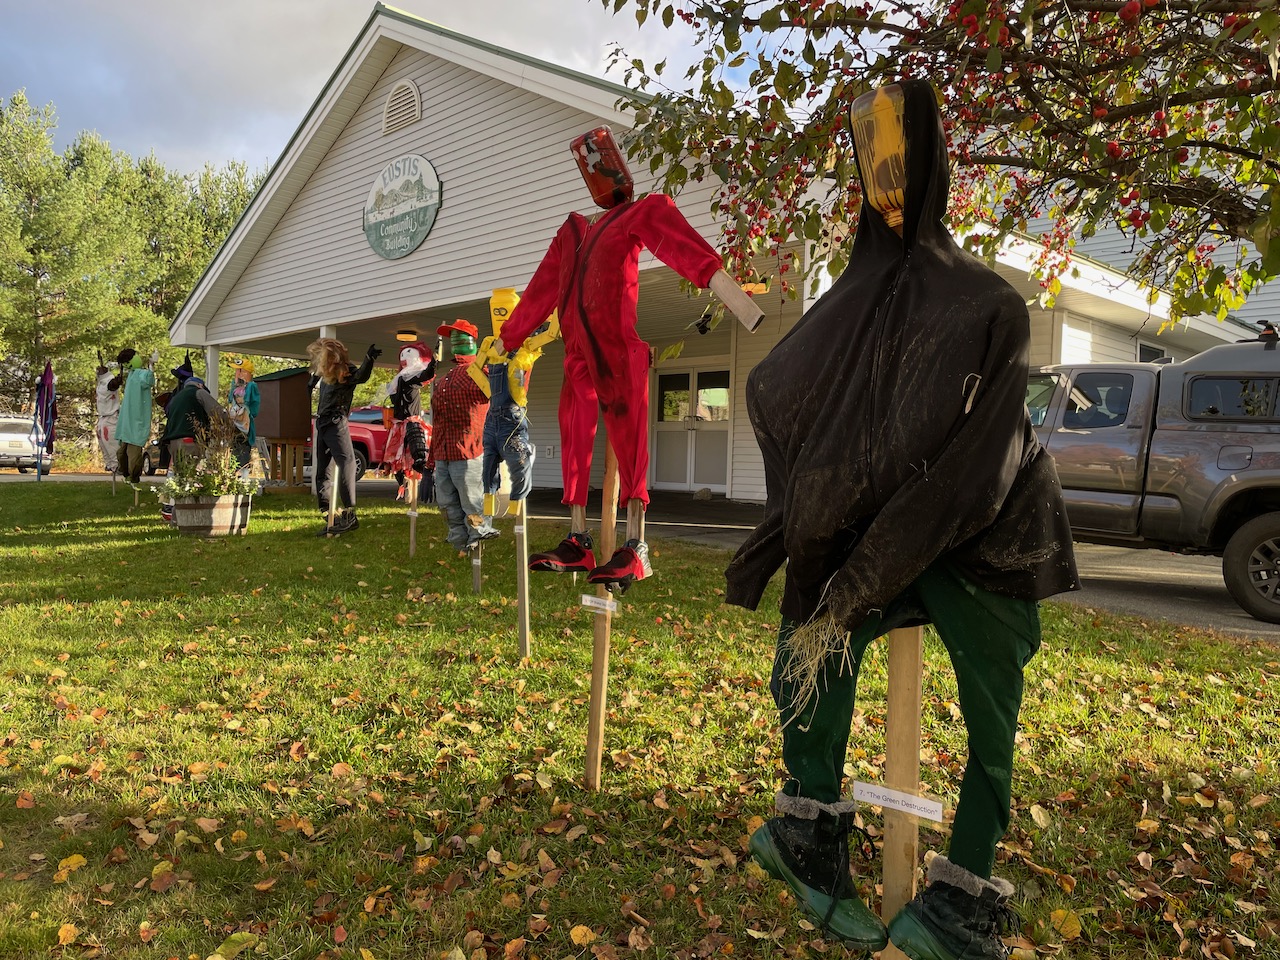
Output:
[227, 357, 261, 466]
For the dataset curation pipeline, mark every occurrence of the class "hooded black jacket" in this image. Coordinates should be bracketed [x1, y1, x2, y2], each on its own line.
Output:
[725, 80, 1078, 630]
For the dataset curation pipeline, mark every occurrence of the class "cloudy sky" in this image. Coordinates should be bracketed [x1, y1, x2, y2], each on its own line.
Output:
[0, 0, 694, 173]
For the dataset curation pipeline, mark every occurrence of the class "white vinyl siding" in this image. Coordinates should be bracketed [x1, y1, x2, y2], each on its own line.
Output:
[1028, 307, 1055, 367]
[207, 43, 724, 347]
[1061, 313, 1141, 364]
[208, 48, 625, 343]
[728, 296, 804, 502]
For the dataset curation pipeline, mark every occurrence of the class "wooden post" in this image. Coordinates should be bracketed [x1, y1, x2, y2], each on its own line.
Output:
[584, 442, 619, 791]
[407, 477, 419, 558]
[515, 498, 531, 659]
[471, 541, 483, 594]
[880, 624, 925, 948]
[327, 462, 340, 532]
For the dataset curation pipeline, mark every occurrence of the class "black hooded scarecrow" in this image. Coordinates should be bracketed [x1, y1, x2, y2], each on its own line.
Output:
[727, 81, 1079, 958]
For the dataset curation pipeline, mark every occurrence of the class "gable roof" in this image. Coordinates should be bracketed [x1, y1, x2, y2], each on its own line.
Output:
[171, 2, 637, 345]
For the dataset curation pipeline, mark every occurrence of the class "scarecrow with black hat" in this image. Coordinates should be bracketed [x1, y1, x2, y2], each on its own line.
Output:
[382, 341, 437, 499]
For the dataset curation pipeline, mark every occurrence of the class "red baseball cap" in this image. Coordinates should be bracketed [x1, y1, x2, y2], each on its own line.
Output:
[437, 319, 479, 339]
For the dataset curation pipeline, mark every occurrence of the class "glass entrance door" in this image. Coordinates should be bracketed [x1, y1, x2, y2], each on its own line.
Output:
[652, 368, 730, 493]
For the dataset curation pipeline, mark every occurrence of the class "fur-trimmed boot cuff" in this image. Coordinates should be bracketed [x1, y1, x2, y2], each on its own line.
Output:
[775, 791, 858, 820]
[926, 854, 1015, 899]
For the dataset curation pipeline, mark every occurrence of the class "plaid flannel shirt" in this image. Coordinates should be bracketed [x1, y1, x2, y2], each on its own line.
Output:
[429, 358, 489, 462]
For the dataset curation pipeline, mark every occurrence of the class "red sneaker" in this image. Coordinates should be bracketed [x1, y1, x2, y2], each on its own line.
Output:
[529, 532, 596, 573]
[586, 539, 652, 594]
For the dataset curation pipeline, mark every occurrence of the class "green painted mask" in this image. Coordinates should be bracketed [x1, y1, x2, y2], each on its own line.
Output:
[450, 331, 477, 356]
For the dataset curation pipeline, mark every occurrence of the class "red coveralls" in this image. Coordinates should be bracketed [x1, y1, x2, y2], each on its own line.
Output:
[499, 194, 723, 507]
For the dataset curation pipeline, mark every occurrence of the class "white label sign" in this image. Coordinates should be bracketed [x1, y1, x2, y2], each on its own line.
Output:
[853, 782, 944, 822]
[581, 594, 618, 614]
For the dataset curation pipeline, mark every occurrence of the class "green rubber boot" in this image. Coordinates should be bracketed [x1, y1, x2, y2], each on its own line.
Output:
[748, 799, 887, 951]
[887, 856, 1018, 960]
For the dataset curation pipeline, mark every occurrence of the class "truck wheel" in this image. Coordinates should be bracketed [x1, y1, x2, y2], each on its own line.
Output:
[1223, 513, 1280, 624]
[352, 447, 369, 482]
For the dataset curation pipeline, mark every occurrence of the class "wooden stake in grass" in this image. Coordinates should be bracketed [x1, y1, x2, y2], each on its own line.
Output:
[880, 624, 924, 952]
[515, 498, 531, 659]
[584, 442, 619, 792]
[407, 477, 419, 558]
[327, 462, 339, 533]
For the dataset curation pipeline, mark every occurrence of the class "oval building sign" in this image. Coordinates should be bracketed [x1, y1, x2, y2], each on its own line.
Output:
[363, 154, 442, 260]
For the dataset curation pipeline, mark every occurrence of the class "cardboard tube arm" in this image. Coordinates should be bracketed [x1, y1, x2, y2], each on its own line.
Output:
[709, 270, 764, 333]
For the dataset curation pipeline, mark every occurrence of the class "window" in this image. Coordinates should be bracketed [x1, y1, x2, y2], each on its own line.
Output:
[695, 370, 730, 421]
[1187, 377, 1277, 419]
[383, 80, 422, 135]
[1025, 373, 1058, 427]
[1062, 372, 1134, 428]
[1138, 342, 1166, 363]
[657, 373, 689, 421]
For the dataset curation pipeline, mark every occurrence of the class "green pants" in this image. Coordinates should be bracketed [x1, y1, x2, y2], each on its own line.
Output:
[771, 560, 1040, 879]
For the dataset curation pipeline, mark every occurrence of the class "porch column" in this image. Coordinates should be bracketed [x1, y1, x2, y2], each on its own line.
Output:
[204, 345, 220, 394]
[319, 325, 337, 339]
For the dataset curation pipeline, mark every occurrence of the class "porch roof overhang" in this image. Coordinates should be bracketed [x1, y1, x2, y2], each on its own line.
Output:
[990, 232, 1257, 353]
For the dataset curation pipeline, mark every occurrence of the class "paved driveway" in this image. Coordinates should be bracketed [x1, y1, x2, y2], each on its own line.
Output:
[1060, 543, 1280, 641]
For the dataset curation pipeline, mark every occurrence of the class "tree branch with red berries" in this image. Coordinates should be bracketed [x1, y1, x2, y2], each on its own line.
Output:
[602, 0, 1280, 323]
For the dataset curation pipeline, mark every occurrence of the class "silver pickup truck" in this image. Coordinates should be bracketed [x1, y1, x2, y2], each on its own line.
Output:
[1027, 338, 1280, 623]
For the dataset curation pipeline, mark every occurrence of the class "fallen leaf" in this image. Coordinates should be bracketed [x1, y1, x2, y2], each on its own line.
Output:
[254, 878, 277, 892]
[1030, 804, 1051, 829]
[1050, 909, 1082, 940]
[208, 932, 259, 960]
[16, 791, 35, 809]
[195, 817, 221, 833]
[570, 925, 597, 946]
[334, 925, 348, 945]
[57, 923, 78, 946]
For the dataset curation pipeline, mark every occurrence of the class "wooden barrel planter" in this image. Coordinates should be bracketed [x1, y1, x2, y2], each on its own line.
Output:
[172, 495, 252, 536]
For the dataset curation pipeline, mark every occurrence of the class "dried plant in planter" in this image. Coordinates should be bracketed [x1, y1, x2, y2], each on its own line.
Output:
[157, 415, 260, 502]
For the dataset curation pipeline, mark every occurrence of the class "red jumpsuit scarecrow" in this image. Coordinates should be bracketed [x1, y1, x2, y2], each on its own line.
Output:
[498, 125, 763, 592]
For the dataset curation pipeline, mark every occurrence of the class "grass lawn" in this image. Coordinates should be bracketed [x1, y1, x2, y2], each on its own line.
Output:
[1, 482, 1277, 960]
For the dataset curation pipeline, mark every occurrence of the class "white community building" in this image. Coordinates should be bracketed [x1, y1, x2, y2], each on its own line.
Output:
[170, 2, 1258, 504]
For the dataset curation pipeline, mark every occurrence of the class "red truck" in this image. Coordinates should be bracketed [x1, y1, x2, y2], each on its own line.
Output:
[306, 406, 391, 481]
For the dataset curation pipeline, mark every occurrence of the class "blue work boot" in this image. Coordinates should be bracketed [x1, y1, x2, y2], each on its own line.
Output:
[887, 855, 1019, 960]
[749, 794, 887, 951]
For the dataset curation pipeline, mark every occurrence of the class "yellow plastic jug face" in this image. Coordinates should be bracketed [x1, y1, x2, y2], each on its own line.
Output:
[849, 85, 907, 234]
